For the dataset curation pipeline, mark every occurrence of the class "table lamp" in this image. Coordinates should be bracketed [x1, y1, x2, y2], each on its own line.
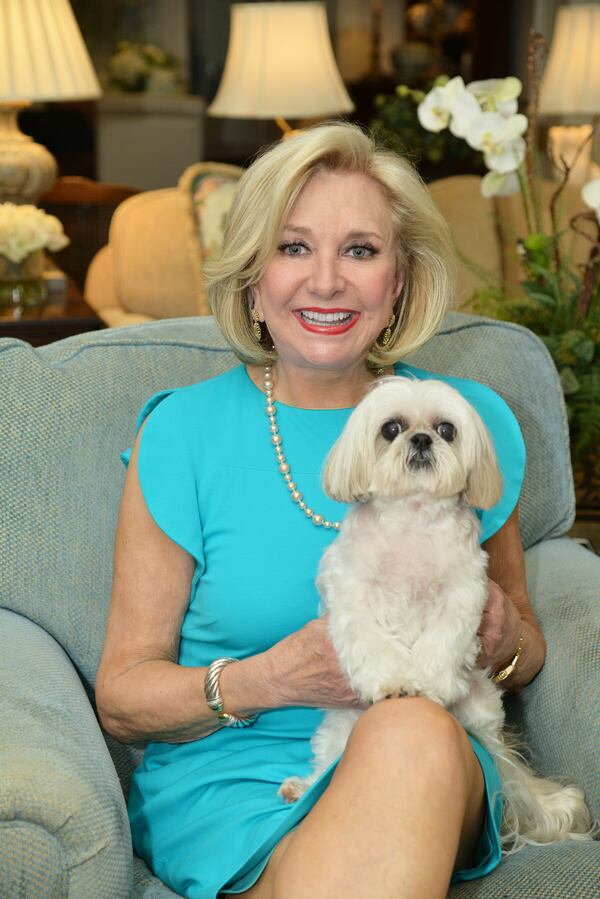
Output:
[539, 3, 600, 184]
[0, 0, 101, 204]
[207, 1, 353, 137]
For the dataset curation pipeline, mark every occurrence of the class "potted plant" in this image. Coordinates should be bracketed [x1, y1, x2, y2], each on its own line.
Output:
[383, 35, 600, 514]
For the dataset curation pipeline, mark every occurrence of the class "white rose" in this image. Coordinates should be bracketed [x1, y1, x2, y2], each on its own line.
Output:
[0, 202, 69, 262]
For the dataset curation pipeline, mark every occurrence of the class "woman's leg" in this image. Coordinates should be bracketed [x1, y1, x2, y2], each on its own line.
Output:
[243, 696, 486, 899]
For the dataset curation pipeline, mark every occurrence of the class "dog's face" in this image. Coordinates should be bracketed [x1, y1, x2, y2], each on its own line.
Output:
[323, 377, 503, 509]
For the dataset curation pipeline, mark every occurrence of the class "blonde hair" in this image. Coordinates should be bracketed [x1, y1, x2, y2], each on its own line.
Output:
[204, 121, 456, 367]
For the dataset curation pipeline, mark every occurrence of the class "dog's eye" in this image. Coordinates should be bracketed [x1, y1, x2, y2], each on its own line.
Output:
[436, 421, 456, 442]
[381, 419, 405, 442]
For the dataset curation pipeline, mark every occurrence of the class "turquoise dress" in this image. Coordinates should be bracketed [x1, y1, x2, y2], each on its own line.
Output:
[123, 362, 526, 898]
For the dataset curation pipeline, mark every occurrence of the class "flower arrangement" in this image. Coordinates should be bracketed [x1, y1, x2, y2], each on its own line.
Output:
[390, 39, 600, 477]
[0, 203, 69, 263]
[104, 41, 183, 94]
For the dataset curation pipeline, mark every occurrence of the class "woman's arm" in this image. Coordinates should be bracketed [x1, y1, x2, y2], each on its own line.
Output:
[96, 428, 359, 745]
[96, 426, 271, 743]
[479, 503, 546, 692]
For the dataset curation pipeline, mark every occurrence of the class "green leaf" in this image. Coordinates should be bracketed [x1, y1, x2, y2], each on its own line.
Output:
[560, 367, 581, 395]
[560, 330, 596, 365]
[520, 281, 558, 308]
[522, 262, 554, 286]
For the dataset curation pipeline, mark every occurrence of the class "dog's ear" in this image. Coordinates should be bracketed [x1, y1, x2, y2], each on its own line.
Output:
[322, 409, 376, 503]
[464, 414, 503, 510]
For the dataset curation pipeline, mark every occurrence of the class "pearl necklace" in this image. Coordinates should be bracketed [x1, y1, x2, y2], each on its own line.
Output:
[263, 365, 341, 530]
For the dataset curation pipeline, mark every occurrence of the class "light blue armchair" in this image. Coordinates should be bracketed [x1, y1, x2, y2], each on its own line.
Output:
[0, 313, 598, 897]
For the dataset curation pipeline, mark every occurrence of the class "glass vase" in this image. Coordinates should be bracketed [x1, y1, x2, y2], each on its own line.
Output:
[0, 250, 47, 309]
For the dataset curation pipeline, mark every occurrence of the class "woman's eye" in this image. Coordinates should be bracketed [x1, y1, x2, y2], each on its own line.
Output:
[279, 242, 307, 256]
[436, 421, 456, 442]
[348, 244, 376, 259]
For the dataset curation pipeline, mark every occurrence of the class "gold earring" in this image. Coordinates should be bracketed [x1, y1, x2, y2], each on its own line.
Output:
[251, 306, 262, 342]
[380, 312, 395, 347]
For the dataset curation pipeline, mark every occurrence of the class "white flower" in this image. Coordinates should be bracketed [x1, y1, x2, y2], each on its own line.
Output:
[107, 48, 149, 88]
[447, 89, 481, 139]
[467, 77, 522, 116]
[417, 76, 468, 132]
[481, 170, 521, 198]
[0, 203, 69, 264]
[581, 178, 600, 224]
[466, 112, 528, 173]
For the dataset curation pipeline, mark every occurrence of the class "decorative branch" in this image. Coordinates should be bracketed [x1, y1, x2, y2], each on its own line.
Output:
[526, 29, 547, 234]
[570, 210, 600, 317]
[549, 120, 599, 273]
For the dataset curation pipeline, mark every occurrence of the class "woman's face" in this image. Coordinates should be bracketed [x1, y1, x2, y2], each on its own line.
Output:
[253, 170, 401, 377]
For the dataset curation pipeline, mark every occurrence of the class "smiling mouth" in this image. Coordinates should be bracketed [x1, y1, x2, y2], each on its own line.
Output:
[294, 308, 359, 334]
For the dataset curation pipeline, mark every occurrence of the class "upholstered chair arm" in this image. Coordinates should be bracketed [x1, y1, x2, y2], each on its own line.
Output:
[0, 608, 133, 898]
[511, 538, 600, 822]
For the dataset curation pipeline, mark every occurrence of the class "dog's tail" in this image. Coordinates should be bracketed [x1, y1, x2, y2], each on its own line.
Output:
[485, 730, 597, 855]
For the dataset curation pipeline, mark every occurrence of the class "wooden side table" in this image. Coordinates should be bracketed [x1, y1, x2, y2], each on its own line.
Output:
[0, 282, 105, 347]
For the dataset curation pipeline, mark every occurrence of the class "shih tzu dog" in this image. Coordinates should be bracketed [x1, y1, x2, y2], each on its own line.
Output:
[279, 377, 593, 853]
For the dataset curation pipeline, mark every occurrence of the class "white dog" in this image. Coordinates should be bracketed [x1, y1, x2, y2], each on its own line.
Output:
[279, 377, 593, 854]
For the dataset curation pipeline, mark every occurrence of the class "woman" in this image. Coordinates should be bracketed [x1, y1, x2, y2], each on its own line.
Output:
[96, 122, 546, 898]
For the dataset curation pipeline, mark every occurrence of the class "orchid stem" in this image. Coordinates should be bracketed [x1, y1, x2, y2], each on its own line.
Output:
[517, 168, 533, 235]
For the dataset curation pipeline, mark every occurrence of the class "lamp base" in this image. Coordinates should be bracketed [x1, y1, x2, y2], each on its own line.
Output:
[0, 103, 58, 205]
[274, 116, 304, 140]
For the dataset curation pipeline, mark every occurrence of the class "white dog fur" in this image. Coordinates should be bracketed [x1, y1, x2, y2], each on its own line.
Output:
[279, 377, 593, 854]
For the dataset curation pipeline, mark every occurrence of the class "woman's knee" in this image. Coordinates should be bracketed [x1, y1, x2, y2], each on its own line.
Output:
[346, 697, 475, 788]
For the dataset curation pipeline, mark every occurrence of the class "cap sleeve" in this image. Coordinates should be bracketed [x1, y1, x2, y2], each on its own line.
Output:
[456, 381, 526, 543]
[121, 390, 204, 564]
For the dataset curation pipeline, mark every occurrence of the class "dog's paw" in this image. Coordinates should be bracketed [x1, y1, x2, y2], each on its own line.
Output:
[278, 777, 307, 804]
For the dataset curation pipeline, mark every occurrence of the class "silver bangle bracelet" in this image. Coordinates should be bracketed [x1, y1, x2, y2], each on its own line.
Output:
[204, 657, 259, 729]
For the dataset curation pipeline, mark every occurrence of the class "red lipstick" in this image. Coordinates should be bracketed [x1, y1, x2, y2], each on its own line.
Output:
[293, 308, 359, 335]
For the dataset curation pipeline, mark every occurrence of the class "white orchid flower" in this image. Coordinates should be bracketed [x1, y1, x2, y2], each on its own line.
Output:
[417, 76, 467, 132]
[581, 178, 600, 224]
[448, 88, 481, 139]
[466, 112, 528, 173]
[467, 77, 522, 116]
[481, 170, 521, 198]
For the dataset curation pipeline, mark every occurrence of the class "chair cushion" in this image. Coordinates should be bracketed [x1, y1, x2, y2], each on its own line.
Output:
[109, 189, 202, 319]
[177, 161, 243, 314]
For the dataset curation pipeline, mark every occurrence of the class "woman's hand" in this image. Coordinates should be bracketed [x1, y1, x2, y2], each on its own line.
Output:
[476, 578, 523, 671]
[264, 616, 365, 710]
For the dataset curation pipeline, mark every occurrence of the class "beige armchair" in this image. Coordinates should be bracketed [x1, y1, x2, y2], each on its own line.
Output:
[427, 175, 587, 307]
[85, 171, 586, 325]
[85, 162, 242, 327]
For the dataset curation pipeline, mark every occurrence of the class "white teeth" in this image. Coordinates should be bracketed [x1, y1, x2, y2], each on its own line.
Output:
[299, 310, 353, 324]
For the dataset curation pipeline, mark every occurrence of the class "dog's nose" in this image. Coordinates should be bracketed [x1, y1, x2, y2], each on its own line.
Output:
[410, 433, 432, 452]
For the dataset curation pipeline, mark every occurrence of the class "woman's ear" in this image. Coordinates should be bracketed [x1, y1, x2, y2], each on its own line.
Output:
[393, 262, 405, 302]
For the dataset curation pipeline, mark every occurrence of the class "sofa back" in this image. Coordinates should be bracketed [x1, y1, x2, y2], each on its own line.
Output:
[0, 313, 574, 783]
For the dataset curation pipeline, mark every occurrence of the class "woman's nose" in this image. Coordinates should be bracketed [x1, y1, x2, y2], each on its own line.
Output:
[307, 254, 345, 300]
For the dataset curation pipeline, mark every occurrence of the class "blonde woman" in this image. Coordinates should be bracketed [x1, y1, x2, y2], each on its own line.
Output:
[97, 123, 545, 898]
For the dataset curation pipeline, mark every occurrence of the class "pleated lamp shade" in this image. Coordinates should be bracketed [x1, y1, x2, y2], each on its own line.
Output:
[539, 4, 600, 117]
[208, 2, 353, 120]
[0, 0, 100, 203]
[0, 0, 101, 101]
